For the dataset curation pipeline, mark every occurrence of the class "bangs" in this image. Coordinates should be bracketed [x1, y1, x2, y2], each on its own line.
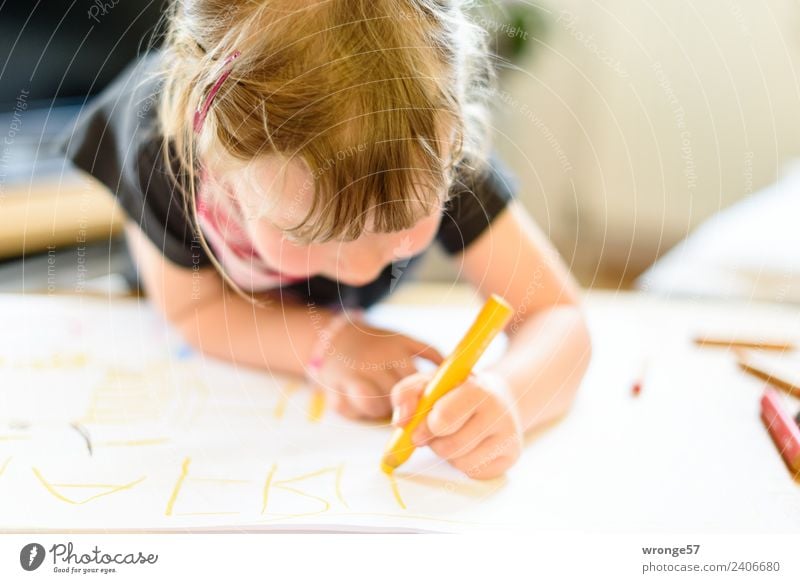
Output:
[284, 108, 460, 244]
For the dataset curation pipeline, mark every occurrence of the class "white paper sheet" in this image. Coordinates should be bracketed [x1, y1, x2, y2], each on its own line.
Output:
[0, 294, 515, 533]
[1, 293, 798, 533]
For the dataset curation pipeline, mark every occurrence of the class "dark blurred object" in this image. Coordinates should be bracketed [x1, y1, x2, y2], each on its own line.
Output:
[0, 2, 163, 271]
[474, 1, 547, 63]
[0, 1, 165, 112]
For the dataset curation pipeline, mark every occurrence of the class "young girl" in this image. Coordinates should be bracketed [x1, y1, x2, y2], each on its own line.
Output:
[61, 0, 591, 479]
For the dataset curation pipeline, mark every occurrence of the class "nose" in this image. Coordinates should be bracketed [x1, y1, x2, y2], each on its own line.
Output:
[335, 238, 398, 285]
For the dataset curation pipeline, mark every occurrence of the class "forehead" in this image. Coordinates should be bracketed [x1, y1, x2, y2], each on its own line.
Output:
[237, 154, 445, 232]
[224, 154, 312, 226]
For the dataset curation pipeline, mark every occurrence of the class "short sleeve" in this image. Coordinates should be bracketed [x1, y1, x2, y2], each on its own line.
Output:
[436, 154, 517, 255]
[57, 53, 210, 269]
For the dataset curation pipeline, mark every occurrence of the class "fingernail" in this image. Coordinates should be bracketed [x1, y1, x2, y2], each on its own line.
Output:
[391, 407, 400, 425]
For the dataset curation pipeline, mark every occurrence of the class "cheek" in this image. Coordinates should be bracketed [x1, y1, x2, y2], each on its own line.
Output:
[252, 223, 325, 275]
[405, 214, 441, 254]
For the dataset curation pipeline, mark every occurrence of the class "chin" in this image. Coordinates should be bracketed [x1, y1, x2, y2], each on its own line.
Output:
[336, 271, 383, 287]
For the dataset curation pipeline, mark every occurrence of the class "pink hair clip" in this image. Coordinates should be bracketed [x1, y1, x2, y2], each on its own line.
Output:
[193, 50, 241, 133]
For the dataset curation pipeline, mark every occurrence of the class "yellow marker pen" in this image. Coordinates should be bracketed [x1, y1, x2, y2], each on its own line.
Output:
[380, 294, 514, 474]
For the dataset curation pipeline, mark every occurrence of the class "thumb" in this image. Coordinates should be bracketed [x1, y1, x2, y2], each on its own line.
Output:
[389, 373, 431, 427]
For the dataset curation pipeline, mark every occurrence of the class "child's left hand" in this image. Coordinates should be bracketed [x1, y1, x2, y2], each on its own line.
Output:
[390, 372, 523, 480]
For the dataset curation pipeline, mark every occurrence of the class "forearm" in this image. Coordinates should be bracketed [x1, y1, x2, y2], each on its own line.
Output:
[486, 305, 592, 432]
[174, 284, 338, 377]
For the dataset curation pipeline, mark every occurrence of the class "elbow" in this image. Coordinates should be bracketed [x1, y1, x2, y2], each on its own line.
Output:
[574, 307, 593, 385]
[553, 304, 593, 417]
[560, 292, 593, 383]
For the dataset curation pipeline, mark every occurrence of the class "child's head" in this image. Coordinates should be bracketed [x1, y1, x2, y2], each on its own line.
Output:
[158, 0, 492, 288]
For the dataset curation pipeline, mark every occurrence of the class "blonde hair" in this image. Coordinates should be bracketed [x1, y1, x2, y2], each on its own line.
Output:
[157, 0, 493, 295]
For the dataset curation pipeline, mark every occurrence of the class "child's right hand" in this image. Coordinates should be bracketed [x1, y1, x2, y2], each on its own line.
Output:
[309, 320, 443, 421]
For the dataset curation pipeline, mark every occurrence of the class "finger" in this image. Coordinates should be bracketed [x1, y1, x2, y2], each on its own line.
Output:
[425, 384, 488, 438]
[373, 369, 400, 395]
[450, 433, 521, 480]
[458, 454, 514, 481]
[357, 367, 397, 397]
[389, 358, 416, 382]
[403, 337, 445, 365]
[411, 419, 434, 446]
[426, 408, 494, 460]
[329, 386, 363, 420]
[389, 374, 429, 427]
[335, 398, 363, 420]
[346, 381, 391, 419]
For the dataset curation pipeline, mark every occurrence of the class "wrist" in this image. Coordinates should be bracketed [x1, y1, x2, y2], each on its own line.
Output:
[306, 308, 362, 380]
[474, 370, 522, 429]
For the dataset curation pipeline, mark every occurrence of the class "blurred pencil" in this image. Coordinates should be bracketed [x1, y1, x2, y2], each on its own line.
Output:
[737, 351, 800, 397]
[694, 336, 795, 352]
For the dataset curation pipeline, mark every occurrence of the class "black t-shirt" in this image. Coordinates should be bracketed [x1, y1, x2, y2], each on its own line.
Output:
[59, 52, 516, 309]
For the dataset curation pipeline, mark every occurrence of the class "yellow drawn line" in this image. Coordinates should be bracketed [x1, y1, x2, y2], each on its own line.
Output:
[32, 469, 145, 505]
[273, 466, 336, 485]
[96, 438, 170, 447]
[273, 381, 300, 419]
[387, 473, 407, 510]
[335, 464, 348, 509]
[273, 396, 288, 419]
[0, 435, 30, 441]
[0, 457, 11, 477]
[307, 391, 325, 422]
[261, 464, 278, 514]
[165, 457, 191, 516]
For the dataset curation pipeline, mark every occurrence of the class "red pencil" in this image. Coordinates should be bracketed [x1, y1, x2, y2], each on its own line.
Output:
[760, 388, 800, 473]
[631, 359, 647, 397]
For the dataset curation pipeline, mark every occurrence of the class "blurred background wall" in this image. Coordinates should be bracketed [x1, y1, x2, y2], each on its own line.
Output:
[480, 0, 800, 287]
[2, 1, 800, 294]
